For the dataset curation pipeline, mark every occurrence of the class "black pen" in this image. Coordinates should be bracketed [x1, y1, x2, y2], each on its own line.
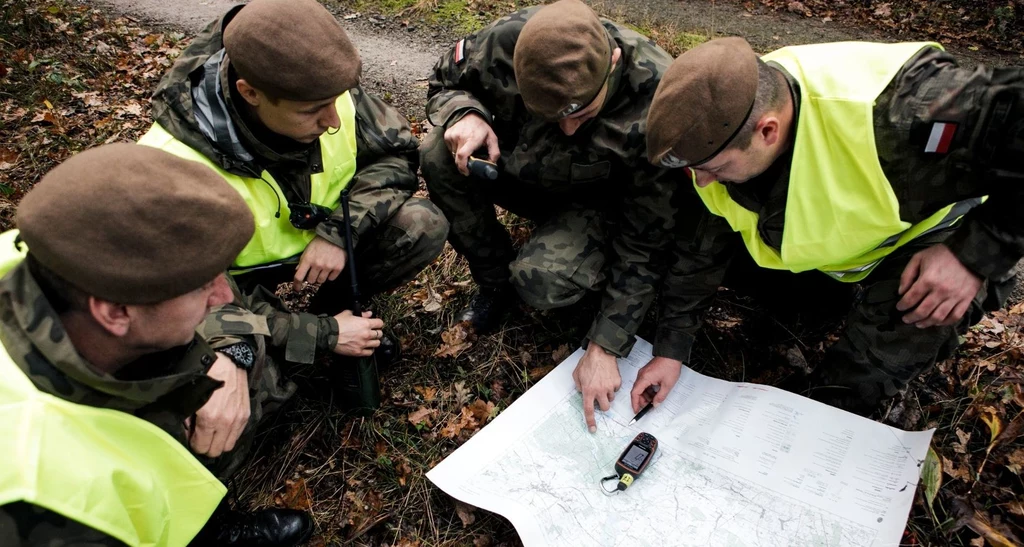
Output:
[628, 401, 654, 426]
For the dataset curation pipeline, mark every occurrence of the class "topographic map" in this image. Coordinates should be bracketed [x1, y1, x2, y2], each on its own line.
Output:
[428, 339, 933, 546]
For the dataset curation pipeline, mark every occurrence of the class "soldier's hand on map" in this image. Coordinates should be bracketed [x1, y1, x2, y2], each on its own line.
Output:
[188, 352, 251, 458]
[573, 343, 621, 433]
[332, 310, 384, 357]
[897, 243, 982, 329]
[630, 356, 683, 413]
[293, 236, 346, 290]
[444, 112, 500, 176]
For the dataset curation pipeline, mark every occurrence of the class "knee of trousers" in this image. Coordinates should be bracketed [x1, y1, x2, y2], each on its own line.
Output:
[419, 128, 462, 193]
[509, 256, 594, 311]
[398, 198, 450, 263]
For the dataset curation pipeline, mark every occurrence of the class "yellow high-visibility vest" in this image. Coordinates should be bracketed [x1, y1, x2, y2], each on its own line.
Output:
[0, 231, 226, 546]
[139, 92, 358, 271]
[695, 42, 982, 282]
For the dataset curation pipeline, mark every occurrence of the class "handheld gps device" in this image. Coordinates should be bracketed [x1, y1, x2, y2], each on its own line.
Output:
[467, 157, 499, 180]
[602, 432, 658, 493]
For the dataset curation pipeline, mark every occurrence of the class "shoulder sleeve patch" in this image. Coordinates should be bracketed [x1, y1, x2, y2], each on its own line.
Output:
[454, 38, 467, 64]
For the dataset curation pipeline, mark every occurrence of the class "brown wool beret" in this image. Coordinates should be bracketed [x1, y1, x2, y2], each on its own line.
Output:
[17, 144, 254, 304]
[513, 0, 611, 121]
[647, 37, 759, 168]
[224, 0, 360, 102]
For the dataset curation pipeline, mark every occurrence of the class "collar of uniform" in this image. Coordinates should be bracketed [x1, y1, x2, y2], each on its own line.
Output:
[0, 261, 218, 412]
[722, 63, 803, 248]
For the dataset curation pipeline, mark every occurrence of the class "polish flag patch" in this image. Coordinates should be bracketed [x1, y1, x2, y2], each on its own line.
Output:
[924, 122, 957, 154]
[454, 39, 466, 64]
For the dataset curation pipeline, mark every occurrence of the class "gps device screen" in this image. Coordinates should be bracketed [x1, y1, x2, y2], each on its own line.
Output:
[622, 445, 649, 470]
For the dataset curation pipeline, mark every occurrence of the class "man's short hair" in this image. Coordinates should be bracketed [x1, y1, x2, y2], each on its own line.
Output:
[727, 59, 788, 152]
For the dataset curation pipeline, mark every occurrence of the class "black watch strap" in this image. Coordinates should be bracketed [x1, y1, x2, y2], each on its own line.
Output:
[219, 342, 255, 371]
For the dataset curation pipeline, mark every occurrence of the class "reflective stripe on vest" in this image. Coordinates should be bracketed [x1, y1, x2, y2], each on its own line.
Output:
[694, 42, 982, 283]
[0, 231, 226, 546]
[0, 229, 27, 274]
[138, 92, 358, 270]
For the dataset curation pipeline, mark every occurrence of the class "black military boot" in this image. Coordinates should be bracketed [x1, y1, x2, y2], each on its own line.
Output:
[456, 285, 516, 333]
[192, 508, 313, 547]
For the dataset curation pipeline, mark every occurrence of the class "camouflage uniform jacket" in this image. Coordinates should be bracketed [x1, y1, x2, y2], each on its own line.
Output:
[0, 261, 224, 546]
[427, 7, 683, 357]
[148, 6, 419, 362]
[659, 46, 1024, 362]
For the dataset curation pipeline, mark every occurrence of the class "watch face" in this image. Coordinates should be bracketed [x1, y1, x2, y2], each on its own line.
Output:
[225, 343, 255, 368]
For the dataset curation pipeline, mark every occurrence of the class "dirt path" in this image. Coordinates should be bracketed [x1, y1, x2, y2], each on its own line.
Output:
[93, 0, 445, 118]
[95, 0, 1021, 120]
[596, 0, 1021, 68]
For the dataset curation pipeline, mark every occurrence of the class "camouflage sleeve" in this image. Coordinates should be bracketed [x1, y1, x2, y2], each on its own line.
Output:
[315, 86, 418, 250]
[881, 47, 1024, 279]
[425, 11, 526, 127]
[0, 502, 127, 546]
[585, 163, 679, 356]
[196, 277, 339, 365]
[936, 69, 1024, 279]
[654, 210, 737, 362]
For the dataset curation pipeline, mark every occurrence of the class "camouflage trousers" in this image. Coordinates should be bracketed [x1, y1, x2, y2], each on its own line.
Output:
[421, 127, 607, 309]
[202, 198, 448, 478]
[234, 197, 448, 313]
[802, 230, 1014, 415]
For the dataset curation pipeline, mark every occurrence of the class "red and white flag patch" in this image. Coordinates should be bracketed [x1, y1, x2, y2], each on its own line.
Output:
[924, 122, 957, 154]
[454, 39, 466, 64]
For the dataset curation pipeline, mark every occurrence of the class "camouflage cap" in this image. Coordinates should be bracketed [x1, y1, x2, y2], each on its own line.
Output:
[17, 143, 254, 304]
[647, 37, 759, 168]
[224, 0, 360, 102]
[513, 0, 612, 121]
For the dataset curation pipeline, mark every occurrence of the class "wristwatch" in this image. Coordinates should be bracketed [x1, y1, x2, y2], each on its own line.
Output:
[218, 342, 255, 372]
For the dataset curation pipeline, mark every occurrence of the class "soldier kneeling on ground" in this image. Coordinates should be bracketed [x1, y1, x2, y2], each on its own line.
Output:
[0, 144, 312, 547]
[139, 0, 449, 383]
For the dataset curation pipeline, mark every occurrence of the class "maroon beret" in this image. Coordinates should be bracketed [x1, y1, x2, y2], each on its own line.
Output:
[224, 0, 360, 101]
[513, 0, 612, 121]
[17, 144, 254, 304]
[647, 37, 759, 168]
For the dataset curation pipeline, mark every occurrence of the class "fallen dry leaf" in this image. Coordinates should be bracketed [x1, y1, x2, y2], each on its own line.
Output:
[994, 411, 1024, 446]
[873, 3, 892, 18]
[414, 385, 438, 402]
[408, 406, 438, 426]
[942, 455, 973, 482]
[441, 406, 479, 439]
[952, 498, 1022, 547]
[434, 322, 473, 358]
[551, 343, 572, 364]
[786, 1, 811, 17]
[980, 406, 1005, 445]
[953, 428, 972, 454]
[454, 500, 478, 527]
[921, 447, 942, 511]
[528, 365, 555, 381]
[276, 477, 312, 512]
[453, 380, 472, 405]
[1005, 448, 1024, 475]
[468, 398, 496, 424]
[395, 459, 412, 487]
[490, 379, 508, 400]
